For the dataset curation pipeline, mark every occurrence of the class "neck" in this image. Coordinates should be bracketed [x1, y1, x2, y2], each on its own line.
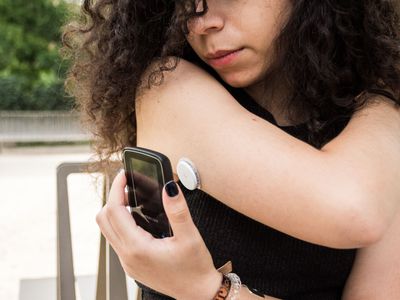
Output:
[244, 76, 311, 127]
[244, 79, 294, 126]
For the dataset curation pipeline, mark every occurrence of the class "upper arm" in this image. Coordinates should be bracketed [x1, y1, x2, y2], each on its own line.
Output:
[342, 209, 400, 300]
[135, 58, 400, 248]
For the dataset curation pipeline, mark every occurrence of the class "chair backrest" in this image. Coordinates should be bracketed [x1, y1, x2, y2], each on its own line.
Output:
[56, 162, 131, 300]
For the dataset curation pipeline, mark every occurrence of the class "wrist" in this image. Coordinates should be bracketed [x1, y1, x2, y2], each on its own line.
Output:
[177, 269, 222, 300]
[204, 270, 224, 300]
[210, 272, 242, 300]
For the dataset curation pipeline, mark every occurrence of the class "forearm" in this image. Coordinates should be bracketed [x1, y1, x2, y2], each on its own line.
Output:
[195, 116, 363, 248]
[199, 102, 400, 248]
[145, 113, 373, 248]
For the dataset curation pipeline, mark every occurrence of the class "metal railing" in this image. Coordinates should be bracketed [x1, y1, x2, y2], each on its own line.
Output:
[0, 111, 89, 143]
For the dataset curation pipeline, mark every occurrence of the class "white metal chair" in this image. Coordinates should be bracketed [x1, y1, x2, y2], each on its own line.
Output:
[56, 162, 141, 300]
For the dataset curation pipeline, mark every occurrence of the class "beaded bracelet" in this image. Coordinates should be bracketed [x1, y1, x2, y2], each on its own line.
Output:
[213, 272, 241, 300]
[226, 273, 241, 300]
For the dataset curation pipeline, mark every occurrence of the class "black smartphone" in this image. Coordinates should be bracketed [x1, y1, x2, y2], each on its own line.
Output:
[123, 146, 174, 238]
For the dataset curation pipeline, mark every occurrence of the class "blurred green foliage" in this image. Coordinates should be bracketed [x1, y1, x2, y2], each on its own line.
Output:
[0, 0, 75, 110]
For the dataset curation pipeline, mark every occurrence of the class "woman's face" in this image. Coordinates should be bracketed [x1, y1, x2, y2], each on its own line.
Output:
[186, 0, 292, 88]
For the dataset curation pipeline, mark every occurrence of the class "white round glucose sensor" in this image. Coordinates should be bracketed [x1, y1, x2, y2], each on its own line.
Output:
[177, 157, 201, 190]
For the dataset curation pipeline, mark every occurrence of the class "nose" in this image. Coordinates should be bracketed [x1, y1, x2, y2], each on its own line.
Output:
[188, 7, 224, 35]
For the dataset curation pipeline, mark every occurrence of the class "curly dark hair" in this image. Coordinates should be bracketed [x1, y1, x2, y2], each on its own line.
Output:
[62, 0, 400, 164]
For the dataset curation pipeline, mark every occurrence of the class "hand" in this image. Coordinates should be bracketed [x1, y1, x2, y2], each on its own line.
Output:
[96, 170, 222, 300]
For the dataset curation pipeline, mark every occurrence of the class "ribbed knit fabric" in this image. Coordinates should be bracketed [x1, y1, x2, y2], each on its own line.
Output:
[138, 87, 357, 300]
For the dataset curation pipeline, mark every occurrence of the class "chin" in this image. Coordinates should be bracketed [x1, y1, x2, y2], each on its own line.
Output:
[219, 72, 257, 88]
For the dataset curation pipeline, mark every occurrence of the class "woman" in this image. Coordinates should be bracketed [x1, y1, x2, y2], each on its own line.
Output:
[63, 0, 400, 299]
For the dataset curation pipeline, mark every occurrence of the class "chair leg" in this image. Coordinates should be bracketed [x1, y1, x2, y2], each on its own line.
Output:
[57, 163, 79, 300]
[95, 232, 106, 300]
[102, 172, 128, 300]
[107, 244, 128, 299]
[96, 175, 107, 300]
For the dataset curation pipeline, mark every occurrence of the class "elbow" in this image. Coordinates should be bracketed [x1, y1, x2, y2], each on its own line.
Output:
[324, 169, 393, 248]
[344, 212, 385, 248]
[338, 193, 388, 248]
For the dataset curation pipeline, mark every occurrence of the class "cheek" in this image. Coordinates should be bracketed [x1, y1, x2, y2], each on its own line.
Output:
[251, 19, 282, 67]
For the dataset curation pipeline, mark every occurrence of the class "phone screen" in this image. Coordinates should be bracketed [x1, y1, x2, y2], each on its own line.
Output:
[126, 153, 171, 238]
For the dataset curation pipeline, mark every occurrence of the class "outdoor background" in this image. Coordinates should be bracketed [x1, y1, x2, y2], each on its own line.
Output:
[0, 0, 137, 299]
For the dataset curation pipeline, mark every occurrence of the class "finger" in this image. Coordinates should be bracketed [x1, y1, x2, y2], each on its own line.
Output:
[96, 208, 121, 251]
[162, 181, 196, 238]
[108, 169, 128, 206]
[105, 201, 151, 246]
[108, 172, 152, 243]
[124, 186, 129, 205]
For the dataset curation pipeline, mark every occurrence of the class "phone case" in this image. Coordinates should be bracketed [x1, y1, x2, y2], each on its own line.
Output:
[123, 146, 174, 238]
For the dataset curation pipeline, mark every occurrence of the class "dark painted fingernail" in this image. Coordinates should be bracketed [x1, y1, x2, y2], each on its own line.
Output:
[165, 181, 179, 197]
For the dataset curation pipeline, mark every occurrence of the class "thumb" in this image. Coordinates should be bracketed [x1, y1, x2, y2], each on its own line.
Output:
[162, 181, 195, 238]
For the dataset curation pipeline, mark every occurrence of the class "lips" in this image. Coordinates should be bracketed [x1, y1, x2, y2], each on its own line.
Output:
[205, 49, 242, 59]
[204, 48, 243, 68]
[205, 49, 241, 59]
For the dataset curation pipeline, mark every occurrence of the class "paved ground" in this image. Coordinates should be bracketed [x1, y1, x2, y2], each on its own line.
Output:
[0, 145, 137, 300]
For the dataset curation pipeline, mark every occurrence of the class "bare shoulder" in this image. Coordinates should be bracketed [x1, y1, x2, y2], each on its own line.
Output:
[134, 57, 248, 173]
[134, 57, 249, 127]
[136, 57, 207, 94]
[136, 57, 232, 107]
[135, 58, 236, 137]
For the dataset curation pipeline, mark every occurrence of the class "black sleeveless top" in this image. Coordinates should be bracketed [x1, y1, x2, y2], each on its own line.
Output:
[139, 87, 359, 300]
